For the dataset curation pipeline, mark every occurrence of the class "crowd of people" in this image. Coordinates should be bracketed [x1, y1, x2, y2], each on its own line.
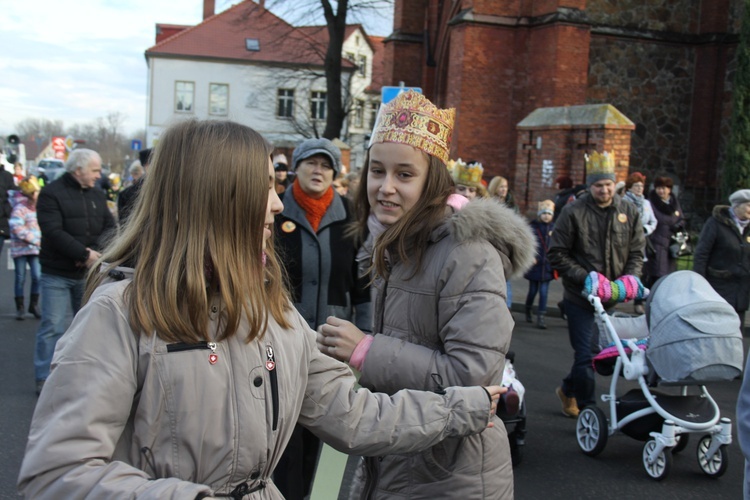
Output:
[3, 89, 749, 498]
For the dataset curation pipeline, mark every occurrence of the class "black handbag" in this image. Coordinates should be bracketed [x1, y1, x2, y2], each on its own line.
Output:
[669, 230, 692, 258]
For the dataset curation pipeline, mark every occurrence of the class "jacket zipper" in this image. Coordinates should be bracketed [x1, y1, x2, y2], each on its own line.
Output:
[266, 344, 279, 431]
[166, 341, 210, 353]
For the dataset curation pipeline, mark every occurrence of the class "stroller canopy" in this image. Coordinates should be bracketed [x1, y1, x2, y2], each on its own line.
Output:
[645, 270, 743, 382]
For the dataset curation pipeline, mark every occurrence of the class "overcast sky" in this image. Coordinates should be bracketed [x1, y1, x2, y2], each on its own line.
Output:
[0, 0, 393, 137]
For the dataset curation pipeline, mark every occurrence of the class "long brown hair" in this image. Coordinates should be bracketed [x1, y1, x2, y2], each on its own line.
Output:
[353, 151, 454, 279]
[86, 119, 290, 343]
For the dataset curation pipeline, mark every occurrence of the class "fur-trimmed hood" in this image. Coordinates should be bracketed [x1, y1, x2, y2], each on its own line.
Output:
[436, 197, 537, 279]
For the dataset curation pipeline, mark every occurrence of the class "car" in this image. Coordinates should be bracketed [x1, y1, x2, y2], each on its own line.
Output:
[36, 159, 66, 182]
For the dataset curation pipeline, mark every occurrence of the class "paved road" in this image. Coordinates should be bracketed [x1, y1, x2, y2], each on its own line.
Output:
[0, 246, 746, 498]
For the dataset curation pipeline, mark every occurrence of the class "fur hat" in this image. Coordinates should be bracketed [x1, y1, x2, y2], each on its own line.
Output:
[537, 199, 554, 216]
[369, 90, 455, 164]
[653, 176, 674, 189]
[292, 138, 342, 177]
[19, 176, 40, 197]
[625, 172, 646, 190]
[585, 151, 616, 186]
[729, 188, 750, 207]
[556, 175, 573, 189]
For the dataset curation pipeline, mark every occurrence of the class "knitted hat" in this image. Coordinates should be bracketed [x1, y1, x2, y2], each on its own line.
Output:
[585, 151, 616, 186]
[369, 90, 455, 164]
[729, 188, 750, 207]
[537, 199, 554, 216]
[19, 176, 40, 197]
[292, 138, 342, 177]
[452, 159, 483, 188]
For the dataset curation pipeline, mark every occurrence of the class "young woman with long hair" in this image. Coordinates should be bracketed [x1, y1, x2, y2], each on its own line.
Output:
[17, 119, 503, 499]
[318, 91, 535, 499]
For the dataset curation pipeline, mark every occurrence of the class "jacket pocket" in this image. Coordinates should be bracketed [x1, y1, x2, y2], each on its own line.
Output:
[707, 266, 733, 280]
[417, 437, 464, 481]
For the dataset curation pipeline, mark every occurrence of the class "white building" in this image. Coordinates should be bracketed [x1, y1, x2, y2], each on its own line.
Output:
[144, 0, 385, 171]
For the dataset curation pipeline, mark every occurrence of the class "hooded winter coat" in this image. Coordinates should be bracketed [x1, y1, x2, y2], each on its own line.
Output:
[548, 193, 644, 309]
[9, 193, 41, 258]
[524, 219, 555, 282]
[17, 270, 495, 499]
[693, 205, 750, 313]
[354, 198, 536, 499]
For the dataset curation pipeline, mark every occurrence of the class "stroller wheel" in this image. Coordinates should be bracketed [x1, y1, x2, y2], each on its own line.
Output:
[576, 406, 608, 456]
[672, 433, 689, 454]
[642, 439, 672, 481]
[696, 436, 729, 478]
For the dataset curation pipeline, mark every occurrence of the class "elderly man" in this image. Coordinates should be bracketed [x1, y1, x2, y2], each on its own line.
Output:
[548, 152, 644, 417]
[273, 138, 371, 499]
[117, 148, 151, 225]
[33, 149, 115, 395]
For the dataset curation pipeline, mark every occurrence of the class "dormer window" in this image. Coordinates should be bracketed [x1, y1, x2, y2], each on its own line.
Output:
[246, 38, 260, 51]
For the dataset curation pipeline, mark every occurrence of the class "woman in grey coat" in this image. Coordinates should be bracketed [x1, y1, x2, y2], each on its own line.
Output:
[16, 119, 504, 499]
[318, 91, 535, 499]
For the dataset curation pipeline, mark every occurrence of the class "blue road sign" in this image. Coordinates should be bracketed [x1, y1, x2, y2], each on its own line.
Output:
[131, 139, 142, 151]
[381, 86, 422, 104]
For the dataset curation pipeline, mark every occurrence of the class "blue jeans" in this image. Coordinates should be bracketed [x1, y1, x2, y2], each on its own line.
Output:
[561, 299, 597, 409]
[34, 273, 84, 382]
[14, 255, 41, 297]
[525, 280, 550, 313]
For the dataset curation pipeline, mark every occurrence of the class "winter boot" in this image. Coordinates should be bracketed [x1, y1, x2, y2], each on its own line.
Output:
[28, 293, 41, 319]
[15, 297, 25, 321]
[525, 306, 533, 323]
[537, 313, 547, 329]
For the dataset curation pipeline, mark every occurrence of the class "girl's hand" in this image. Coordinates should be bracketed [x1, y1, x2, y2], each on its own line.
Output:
[316, 317, 365, 362]
[483, 385, 507, 427]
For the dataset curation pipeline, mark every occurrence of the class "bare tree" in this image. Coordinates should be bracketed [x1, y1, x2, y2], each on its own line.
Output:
[255, 0, 392, 139]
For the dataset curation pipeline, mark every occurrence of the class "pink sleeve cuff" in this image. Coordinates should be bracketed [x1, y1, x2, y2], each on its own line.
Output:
[350, 334, 374, 371]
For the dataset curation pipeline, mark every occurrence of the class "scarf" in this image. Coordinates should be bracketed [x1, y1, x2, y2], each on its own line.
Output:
[624, 191, 644, 214]
[730, 207, 750, 233]
[649, 191, 675, 215]
[292, 179, 334, 232]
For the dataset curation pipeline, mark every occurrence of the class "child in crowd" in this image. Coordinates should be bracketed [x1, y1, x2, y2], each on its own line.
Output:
[9, 176, 42, 320]
[524, 200, 555, 329]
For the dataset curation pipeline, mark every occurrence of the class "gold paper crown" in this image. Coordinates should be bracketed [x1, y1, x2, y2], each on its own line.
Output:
[369, 90, 455, 164]
[19, 176, 40, 197]
[452, 159, 483, 187]
[585, 150, 616, 184]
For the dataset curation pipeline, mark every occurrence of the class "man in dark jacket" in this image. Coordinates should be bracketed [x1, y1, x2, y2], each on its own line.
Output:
[548, 153, 644, 417]
[33, 149, 115, 395]
[273, 138, 371, 499]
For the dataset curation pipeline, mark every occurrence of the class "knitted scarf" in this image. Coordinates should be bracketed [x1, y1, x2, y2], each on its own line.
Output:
[730, 207, 750, 233]
[292, 179, 334, 232]
[624, 191, 644, 214]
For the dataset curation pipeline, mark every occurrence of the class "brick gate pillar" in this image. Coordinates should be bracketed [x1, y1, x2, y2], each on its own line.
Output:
[514, 104, 635, 215]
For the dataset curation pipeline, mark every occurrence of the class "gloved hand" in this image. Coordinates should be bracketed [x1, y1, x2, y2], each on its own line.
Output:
[584, 272, 647, 303]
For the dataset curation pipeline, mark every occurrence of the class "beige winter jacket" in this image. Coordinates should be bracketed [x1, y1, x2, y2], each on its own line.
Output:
[355, 198, 536, 499]
[17, 272, 496, 499]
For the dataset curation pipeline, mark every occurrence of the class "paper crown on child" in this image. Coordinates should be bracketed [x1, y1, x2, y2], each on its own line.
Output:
[451, 159, 484, 187]
[369, 90, 455, 164]
[585, 151, 616, 185]
[19, 176, 40, 197]
[537, 199, 555, 216]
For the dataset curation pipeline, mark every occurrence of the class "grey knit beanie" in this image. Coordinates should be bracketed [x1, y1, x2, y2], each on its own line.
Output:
[291, 138, 341, 177]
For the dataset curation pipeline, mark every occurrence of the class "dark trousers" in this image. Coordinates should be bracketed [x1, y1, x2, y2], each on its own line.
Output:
[560, 299, 597, 409]
[274, 424, 321, 499]
[525, 280, 550, 313]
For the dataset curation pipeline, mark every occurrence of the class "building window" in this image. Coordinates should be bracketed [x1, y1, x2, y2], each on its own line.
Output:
[246, 38, 260, 51]
[345, 52, 355, 62]
[357, 55, 367, 77]
[369, 101, 379, 129]
[354, 100, 364, 128]
[175, 81, 194, 112]
[277, 89, 294, 118]
[209, 83, 229, 116]
[311, 91, 327, 120]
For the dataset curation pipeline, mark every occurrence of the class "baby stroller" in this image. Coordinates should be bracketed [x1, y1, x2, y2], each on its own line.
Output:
[576, 271, 743, 480]
[497, 351, 527, 466]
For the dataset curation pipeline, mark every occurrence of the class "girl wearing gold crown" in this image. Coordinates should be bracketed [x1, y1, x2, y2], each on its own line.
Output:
[317, 91, 535, 499]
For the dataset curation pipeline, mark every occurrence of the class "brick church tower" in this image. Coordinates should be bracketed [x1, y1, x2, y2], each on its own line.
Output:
[383, 0, 742, 216]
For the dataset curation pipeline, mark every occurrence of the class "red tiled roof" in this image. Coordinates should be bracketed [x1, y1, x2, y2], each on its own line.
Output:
[146, 1, 334, 67]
